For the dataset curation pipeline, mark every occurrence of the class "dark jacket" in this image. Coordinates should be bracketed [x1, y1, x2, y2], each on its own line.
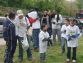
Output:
[3, 18, 16, 41]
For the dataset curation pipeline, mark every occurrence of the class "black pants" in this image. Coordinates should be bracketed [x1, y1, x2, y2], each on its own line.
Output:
[16, 36, 32, 60]
[47, 28, 52, 46]
[4, 39, 17, 63]
[67, 47, 76, 60]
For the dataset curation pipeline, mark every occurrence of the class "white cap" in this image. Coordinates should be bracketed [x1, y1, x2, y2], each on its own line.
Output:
[17, 10, 23, 16]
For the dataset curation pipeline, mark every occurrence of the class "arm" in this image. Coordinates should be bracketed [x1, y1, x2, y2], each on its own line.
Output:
[71, 26, 80, 38]
[66, 27, 72, 41]
[3, 21, 9, 41]
[43, 32, 50, 41]
[61, 25, 66, 33]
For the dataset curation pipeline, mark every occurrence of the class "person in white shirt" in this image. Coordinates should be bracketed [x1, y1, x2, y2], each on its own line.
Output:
[52, 12, 63, 44]
[61, 18, 70, 53]
[15, 10, 32, 62]
[66, 19, 80, 63]
[39, 24, 50, 62]
[27, 8, 40, 51]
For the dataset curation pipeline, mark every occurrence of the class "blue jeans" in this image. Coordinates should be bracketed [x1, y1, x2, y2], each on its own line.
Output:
[52, 29, 61, 43]
[32, 29, 40, 48]
[61, 37, 67, 53]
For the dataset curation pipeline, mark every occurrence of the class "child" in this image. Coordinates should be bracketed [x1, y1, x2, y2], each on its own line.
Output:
[66, 18, 80, 63]
[39, 24, 50, 62]
[3, 12, 17, 63]
[61, 18, 70, 53]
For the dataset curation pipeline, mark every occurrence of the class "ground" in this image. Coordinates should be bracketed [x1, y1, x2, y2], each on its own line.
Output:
[0, 36, 83, 63]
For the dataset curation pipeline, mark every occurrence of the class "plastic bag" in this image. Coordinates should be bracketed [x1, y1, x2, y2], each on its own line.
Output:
[22, 36, 29, 50]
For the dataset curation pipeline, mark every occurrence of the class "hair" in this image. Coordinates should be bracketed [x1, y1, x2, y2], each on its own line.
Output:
[8, 12, 15, 19]
[73, 19, 78, 24]
[69, 18, 77, 23]
[41, 23, 47, 30]
[65, 18, 70, 22]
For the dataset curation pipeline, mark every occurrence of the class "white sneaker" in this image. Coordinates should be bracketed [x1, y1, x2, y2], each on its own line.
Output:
[66, 59, 70, 63]
[72, 60, 76, 63]
[67, 59, 70, 61]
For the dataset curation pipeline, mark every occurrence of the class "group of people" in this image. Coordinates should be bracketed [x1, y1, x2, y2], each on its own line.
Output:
[3, 8, 80, 63]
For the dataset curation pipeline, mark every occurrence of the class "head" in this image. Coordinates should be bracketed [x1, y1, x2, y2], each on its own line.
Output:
[48, 10, 51, 16]
[41, 24, 48, 32]
[64, 18, 70, 26]
[8, 12, 15, 20]
[43, 10, 48, 16]
[17, 10, 24, 19]
[69, 18, 76, 26]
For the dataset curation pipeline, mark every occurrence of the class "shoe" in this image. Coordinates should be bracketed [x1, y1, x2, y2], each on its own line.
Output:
[28, 57, 32, 61]
[18, 58, 23, 62]
[72, 60, 76, 63]
[66, 59, 70, 63]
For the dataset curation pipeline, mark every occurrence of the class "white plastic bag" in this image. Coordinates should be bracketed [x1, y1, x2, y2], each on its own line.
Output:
[22, 36, 29, 50]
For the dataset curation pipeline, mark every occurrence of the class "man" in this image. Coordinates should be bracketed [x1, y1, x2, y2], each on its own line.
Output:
[3, 12, 17, 63]
[52, 11, 63, 44]
[15, 10, 32, 62]
[27, 8, 40, 51]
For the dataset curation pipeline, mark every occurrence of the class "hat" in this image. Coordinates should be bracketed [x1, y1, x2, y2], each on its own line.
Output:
[17, 10, 23, 16]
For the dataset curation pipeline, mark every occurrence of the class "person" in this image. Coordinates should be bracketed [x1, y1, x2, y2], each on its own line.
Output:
[27, 8, 40, 52]
[15, 10, 32, 62]
[52, 11, 63, 44]
[61, 18, 70, 53]
[41, 10, 52, 46]
[3, 12, 17, 63]
[66, 18, 80, 63]
[39, 24, 50, 63]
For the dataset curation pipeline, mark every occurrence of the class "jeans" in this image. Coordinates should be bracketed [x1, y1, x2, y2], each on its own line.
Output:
[27, 35, 33, 49]
[32, 29, 40, 48]
[67, 47, 77, 60]
[16, 36, 32, 60]
[61, 37, 67, 53]
[4, 38, 17, 63]
[52, 29, 61, 43]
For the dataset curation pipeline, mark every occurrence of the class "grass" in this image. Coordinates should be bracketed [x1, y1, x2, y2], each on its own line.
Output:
[0, 36, 83, 63]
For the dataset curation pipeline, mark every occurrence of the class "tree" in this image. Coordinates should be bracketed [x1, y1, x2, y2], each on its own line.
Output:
[76, 0, 83, 9]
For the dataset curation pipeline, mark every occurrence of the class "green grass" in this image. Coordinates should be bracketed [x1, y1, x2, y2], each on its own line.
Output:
[0, 36, 83, 63]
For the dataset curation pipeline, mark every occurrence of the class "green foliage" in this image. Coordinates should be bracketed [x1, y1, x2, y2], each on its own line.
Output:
[0, 0, 64, 12]
[76, 0, 83, 9]
[0, 0, 81, 16]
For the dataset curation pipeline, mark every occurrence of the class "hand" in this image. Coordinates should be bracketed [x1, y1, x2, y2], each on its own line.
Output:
[71, 34, 79, 38]
[42, 38, 48, 41]
[64, 30, 66, 33]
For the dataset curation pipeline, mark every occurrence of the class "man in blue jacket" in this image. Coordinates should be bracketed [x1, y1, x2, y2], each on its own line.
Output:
[3, 12, 17, 63]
